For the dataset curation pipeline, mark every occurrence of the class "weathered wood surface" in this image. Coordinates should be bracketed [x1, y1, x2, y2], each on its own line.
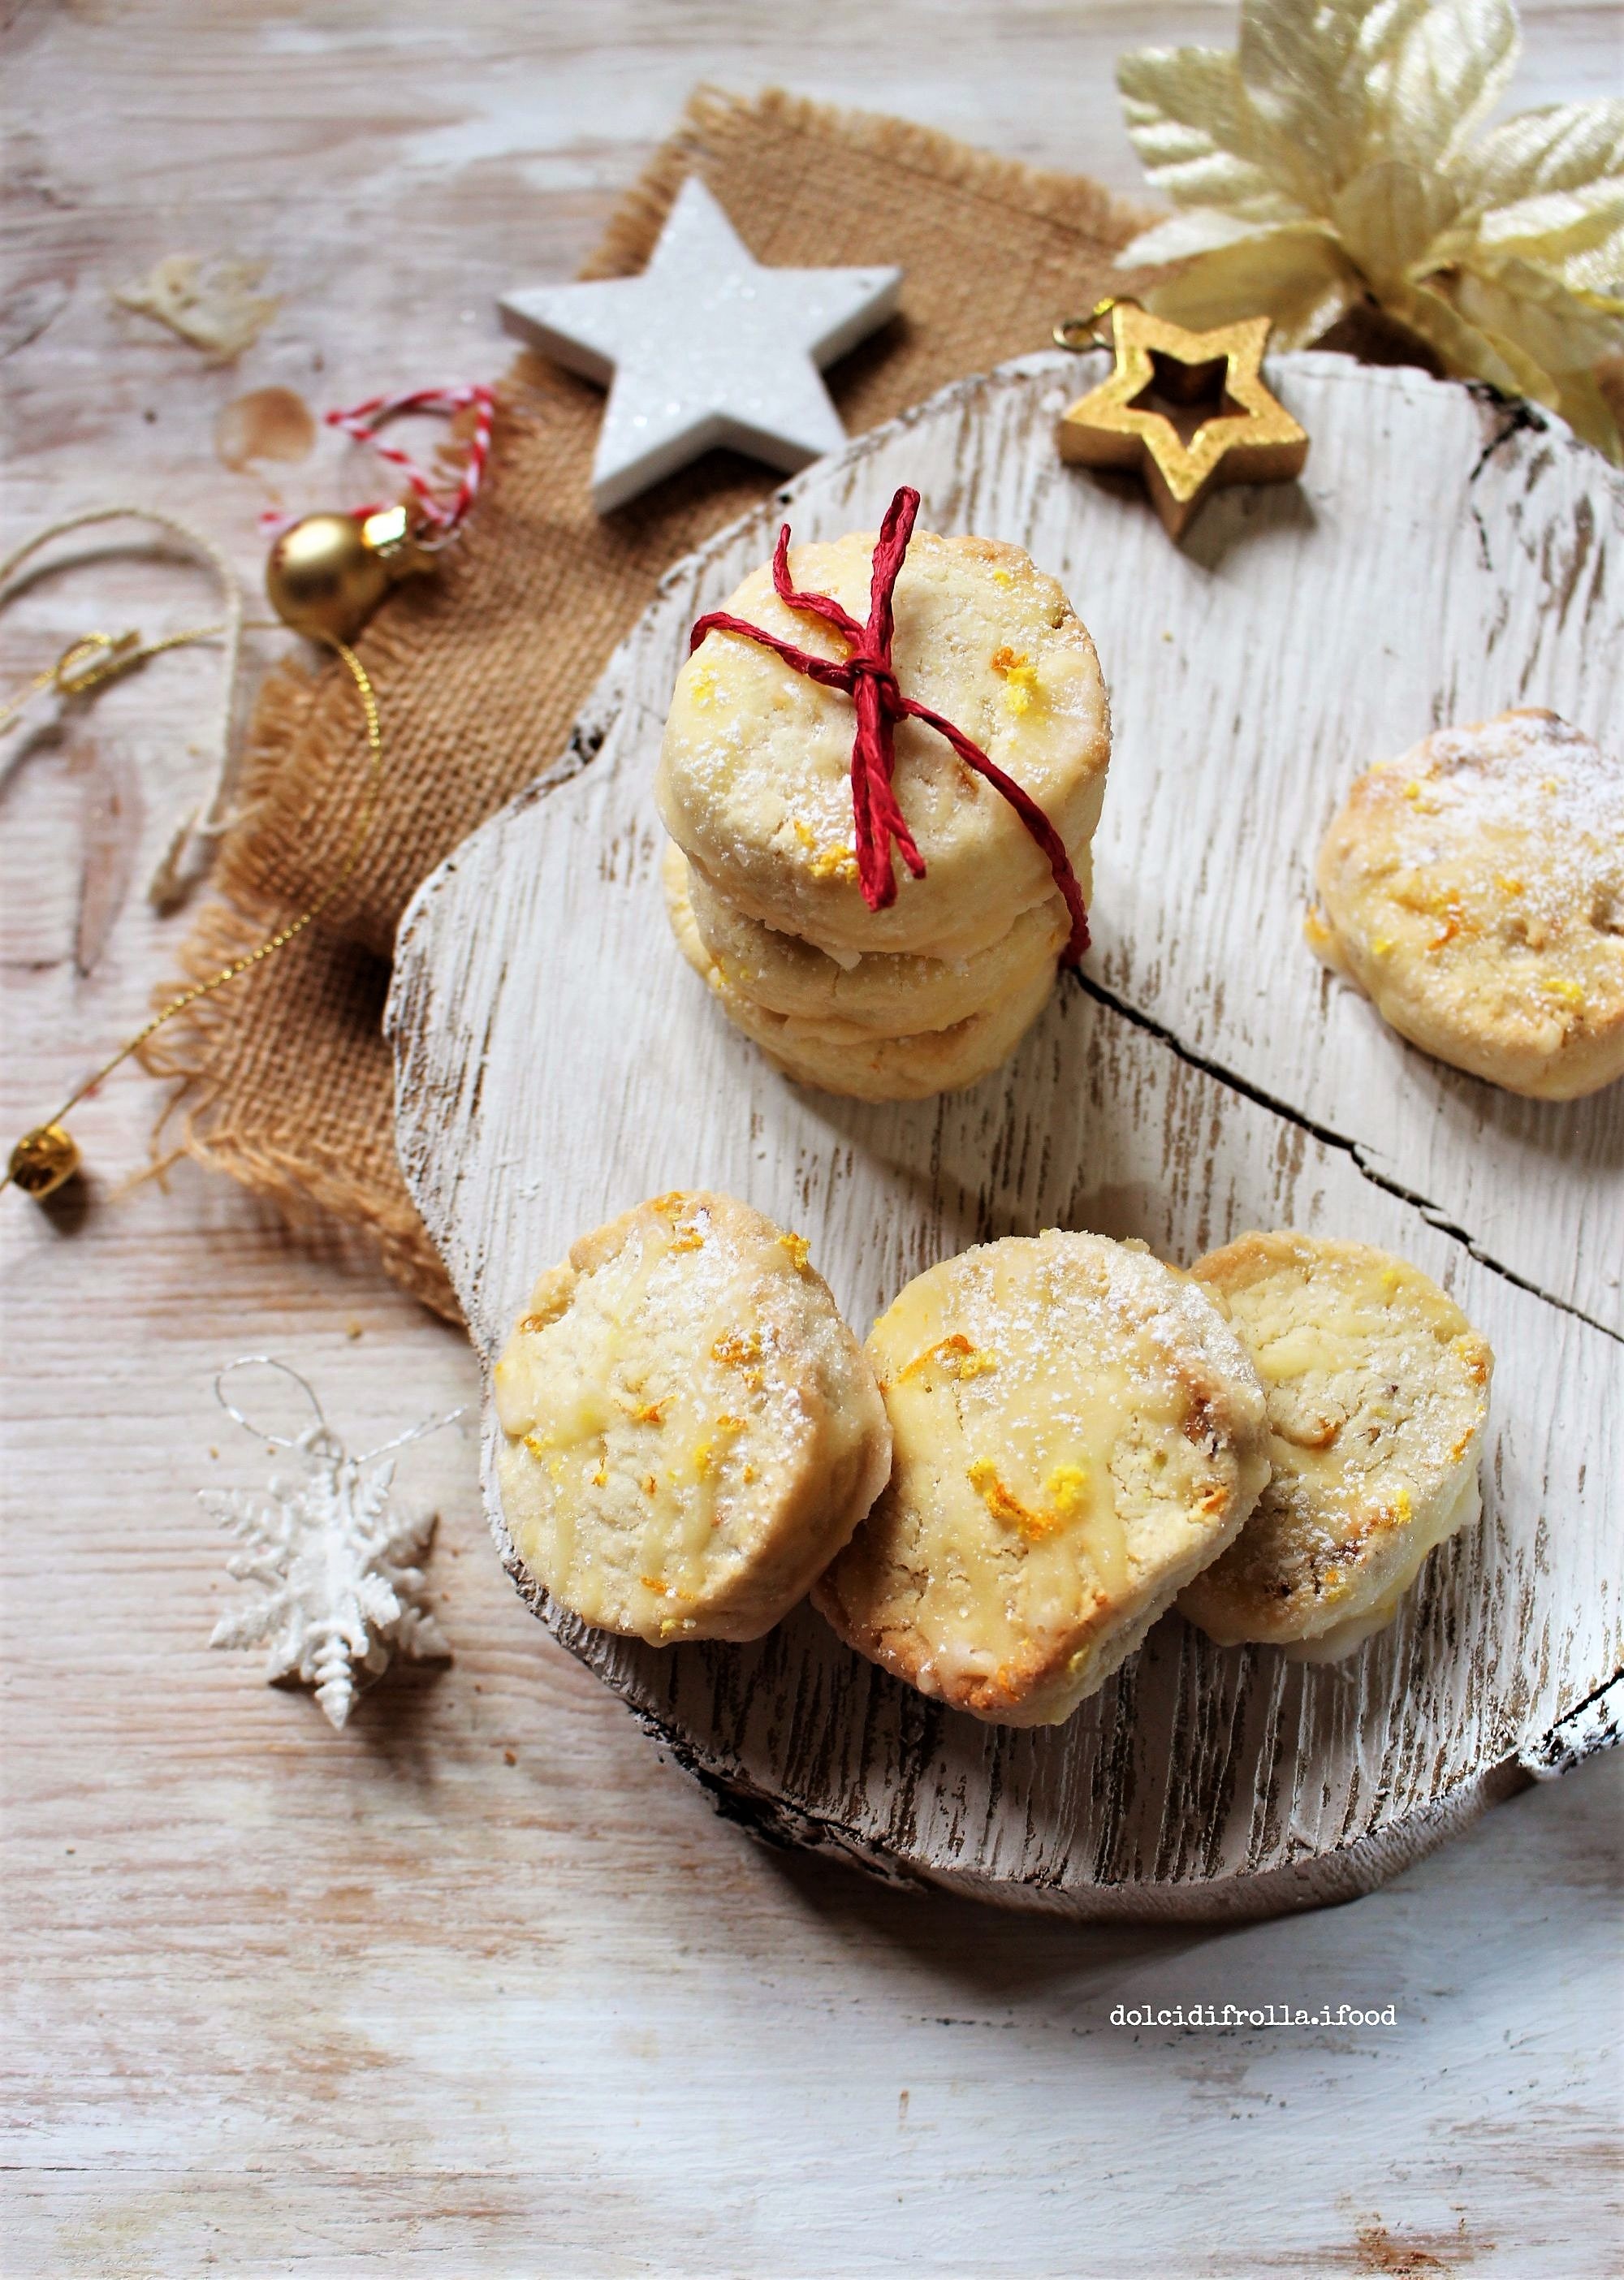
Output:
[394, 355, 1624, 1918]
[6, 5, 1622, 2271]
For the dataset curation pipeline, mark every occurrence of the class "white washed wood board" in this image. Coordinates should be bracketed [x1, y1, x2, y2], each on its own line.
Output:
[390, 354, 1623, 1919]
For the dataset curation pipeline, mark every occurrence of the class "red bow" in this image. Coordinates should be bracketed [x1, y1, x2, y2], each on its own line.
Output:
[687, 486, 1090, 964]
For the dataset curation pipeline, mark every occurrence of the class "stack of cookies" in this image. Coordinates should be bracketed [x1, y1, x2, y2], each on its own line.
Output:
[655, 525, 1112, 1101]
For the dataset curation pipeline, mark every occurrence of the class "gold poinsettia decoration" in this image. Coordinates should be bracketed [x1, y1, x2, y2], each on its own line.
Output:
[1115, 0, 1624, 457]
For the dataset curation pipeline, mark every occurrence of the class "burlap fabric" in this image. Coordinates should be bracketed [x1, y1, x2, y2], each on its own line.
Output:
[145, 87, 1155, 1319]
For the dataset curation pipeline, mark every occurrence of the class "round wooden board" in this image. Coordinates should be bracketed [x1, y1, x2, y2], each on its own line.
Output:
[390, 352, 1624, 1919]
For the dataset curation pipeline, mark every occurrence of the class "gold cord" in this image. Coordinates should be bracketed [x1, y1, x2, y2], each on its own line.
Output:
[0, 506, 249, 905]
[0, 620, 229, 735]
[2, 637, 382, 1196]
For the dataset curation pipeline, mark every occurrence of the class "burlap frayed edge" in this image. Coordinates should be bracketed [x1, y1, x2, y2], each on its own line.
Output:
[583, 84, 1156, 283]
[137, 892, 461, 1324]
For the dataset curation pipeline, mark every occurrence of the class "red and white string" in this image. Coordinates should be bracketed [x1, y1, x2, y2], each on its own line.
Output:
[323, 383, 496, 536]
[261, 382, 497, 541]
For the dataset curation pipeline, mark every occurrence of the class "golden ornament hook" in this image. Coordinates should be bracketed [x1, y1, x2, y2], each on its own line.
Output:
[1052, 296, 1129, 352]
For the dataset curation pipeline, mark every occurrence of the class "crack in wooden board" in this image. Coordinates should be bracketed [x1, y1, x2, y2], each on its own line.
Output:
[390, 355, 1623, 1916]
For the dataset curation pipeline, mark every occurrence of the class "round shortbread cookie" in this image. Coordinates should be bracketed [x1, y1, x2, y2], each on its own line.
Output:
[663, 849, 1059, 1099]
[1177, 1232, 1493, 1660]
[813, 1231, 1271, 1725]
[655, 528, 1110, 958]
[1308, 708, 1624, 1099]
[492, 1192, 892, 1647]
[672, 840, 1086, 1034]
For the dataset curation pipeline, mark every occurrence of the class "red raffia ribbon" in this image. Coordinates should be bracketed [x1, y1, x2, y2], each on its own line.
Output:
[688, 486, 1090, 964]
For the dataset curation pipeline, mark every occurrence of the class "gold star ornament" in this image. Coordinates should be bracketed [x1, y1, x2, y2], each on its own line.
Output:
[1056, 301, 1308, 539]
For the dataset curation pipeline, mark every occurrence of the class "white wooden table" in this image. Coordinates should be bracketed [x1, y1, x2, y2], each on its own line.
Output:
[3, 7, 1619, 2273]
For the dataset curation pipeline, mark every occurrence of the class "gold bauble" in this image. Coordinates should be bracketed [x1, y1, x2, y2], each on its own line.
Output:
[9, 1122, 80, 1198]
[266, 512, 391, 641]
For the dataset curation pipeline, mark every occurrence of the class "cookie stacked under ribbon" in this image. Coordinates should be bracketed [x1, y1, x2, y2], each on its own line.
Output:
[656, 520, 1112, 1101]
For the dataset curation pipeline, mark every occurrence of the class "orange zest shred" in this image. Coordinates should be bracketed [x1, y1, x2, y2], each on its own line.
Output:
[989, 644, 1039, 715]
[968, 1458, 1060, 1543]
[900, 1332, 997, 1384]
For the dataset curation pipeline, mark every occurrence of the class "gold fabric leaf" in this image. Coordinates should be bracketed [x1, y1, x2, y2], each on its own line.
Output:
[1479, 184, 1624, 294]
[1114, 0, 1624, 460]
[1458, 99, 1624, 212]
[1117, 48, 1307, 224]
[1547, 361, 1624, 456]
[1332, 159, 1466, 283]
[1452, 256, 1624, 375]
[1118, 208, 1301, 267]
[1380, 0, 1521, 171]
[1137, 228, 1366, 351]
[1387, 277, 1557, 399]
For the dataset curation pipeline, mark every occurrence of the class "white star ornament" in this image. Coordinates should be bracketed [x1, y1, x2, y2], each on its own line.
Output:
[499, 175, 902, 513]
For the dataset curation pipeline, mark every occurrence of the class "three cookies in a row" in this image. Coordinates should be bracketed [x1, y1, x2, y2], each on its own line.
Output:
[494, 1196, 1492, 1725]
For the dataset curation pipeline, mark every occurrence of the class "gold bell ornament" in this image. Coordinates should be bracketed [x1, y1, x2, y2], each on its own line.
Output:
[265, 503, 430, 643]
[265, 382, 495, 637]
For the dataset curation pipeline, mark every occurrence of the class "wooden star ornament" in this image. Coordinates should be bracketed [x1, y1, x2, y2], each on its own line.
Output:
[1056, 302, 1308, 539]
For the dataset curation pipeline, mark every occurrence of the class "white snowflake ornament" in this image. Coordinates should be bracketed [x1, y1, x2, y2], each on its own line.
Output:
[205, 1360, 460, 1729]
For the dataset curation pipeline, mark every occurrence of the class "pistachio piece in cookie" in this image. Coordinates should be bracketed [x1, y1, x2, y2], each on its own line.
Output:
[492, 1192, 891, 1645]
[1177, 1232, 1492, 1660]
[814, 1230, 1270, 1726]
[1310, 709, 1624, 1099]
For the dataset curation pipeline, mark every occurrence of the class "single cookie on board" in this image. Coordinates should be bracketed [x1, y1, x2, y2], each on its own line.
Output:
[814, 1231, 1271, 1725]
[1177, 1232, 1493, 1660]
[1308, 709, 1624, 1099]
[492, 1192, 891, 1646]
[666, 849, 1060, 1099]
[656, 528, 1110, 958]
[673, 840, 1082, 1034]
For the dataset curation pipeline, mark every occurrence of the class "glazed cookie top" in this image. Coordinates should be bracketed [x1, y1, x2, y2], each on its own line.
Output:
[814, 1230, 1270, 1726]
[655, 529, 1110, 957]
[492, 1192, 890, 1647]
[1179, 1232, 1492, 1656]
[1309, 709, 1624, 1099]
